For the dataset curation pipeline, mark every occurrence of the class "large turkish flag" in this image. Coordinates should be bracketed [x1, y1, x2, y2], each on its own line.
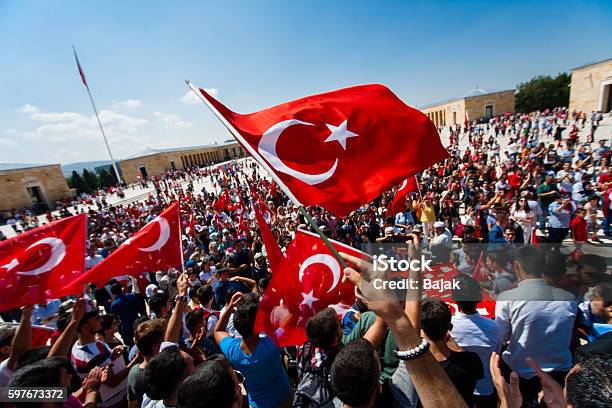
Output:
[254, 229, 366, 347]
[198, 84, 448, 216]
[58, 202, 182, 296]
[0, 214, 87, 312]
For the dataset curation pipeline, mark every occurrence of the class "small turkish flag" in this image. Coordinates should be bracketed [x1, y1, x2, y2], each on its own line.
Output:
[254, 229, 366, 346]
[389, 176, 418, 215]
[58, 202, 182, 295]
[253, 201, 283, 270]
[213, 190, 230, 212]
[198, 84, 448, 216]
[0, 214, 87, 312]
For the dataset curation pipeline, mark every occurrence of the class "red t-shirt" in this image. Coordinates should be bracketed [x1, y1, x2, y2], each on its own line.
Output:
[570, 216, 587, 242]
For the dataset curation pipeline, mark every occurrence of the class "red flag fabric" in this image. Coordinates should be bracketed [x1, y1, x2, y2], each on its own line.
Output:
[213, 190, 230, 212]
[58, 202, 182, 295]
[198, 84, 448, 216]
[0, 214, 87, 312]
[255, 229, 366, 346]
[72, 48, 88, 88]
[188, 210, 196, 237]
[253, 202, 283, 269]
[471, 252, 489, 282]
[389, 176, 418, 215]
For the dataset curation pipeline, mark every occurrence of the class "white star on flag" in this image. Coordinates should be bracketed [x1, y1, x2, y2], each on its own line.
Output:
[325, 120, 358, 150]
[300, 290, 319, 310]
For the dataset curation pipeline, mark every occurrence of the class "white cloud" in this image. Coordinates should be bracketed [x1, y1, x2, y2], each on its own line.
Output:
[4, 129, 17, 135]
[112, 99, 143, 109]
[54, 148, 87, 162]
[181, 88, 217, 104]
[15, 104, 149, 144]
[153, 111, 192, 129]
[16, 104, 39, 114]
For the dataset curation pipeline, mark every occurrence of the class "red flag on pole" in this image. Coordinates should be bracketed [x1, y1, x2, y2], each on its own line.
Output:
[254, 229, 366, 346]
[213, 190, 230, 212]
[72, 47, 88, 89]
[197, 84, 448, 216]
[389, 176, 418, 215]
[57, 202, 182, 295]
[253, 202, 283, 270]
[0, 214, 87, 312]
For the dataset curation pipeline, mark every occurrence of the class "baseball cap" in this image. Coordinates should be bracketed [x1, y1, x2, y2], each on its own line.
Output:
[434, 221, 446, 229]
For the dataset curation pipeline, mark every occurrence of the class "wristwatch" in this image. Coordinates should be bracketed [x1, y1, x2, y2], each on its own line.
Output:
[175, 295, 187, 303]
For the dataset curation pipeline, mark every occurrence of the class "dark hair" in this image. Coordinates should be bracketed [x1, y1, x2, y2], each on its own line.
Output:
[232, 293, 259, 338]
[421, 298, 452, 341]
[306, 308, 340, 349]
[110, 283, 124, 296]
[543, 250, 567, 279]
[514, 246, 545, 278]
[176, 355, 235, 408]
[577, 254, 607, 274]
[188, 285, 201, 301]
[451, 274, 482, 313]
[56, 313, 72, 332]
[566, 355, 612, 407]
[196, 285, 214, 306]
[144, 347, 187, 400]
[9, 357, 71, 408]
[99, 314, 118, 335]
[330, 338, 379, 407]
[77, 310, 99, 333]
[185, 309, 204, 336]
[257, 277, 269, 292]
[135, 319, 165, 358]
[515, 197, 531, 212]
[15, 346, 52, 370]
[133, 315, 150, 332]
[149, 292, 170, 317]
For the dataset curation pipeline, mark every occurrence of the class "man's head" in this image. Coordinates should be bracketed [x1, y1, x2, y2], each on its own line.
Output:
[421, 298, 452, 342]
[185, 309, 205, 338]
[145, 346, 195, 402]
[177, 355, 242, 408]
[451, 274, 482, 314]
[330, 338, 380, 408]
[110, 283, 124, 297]
[0, 324, 15, 360]
[232, 293, 259, 339]
[433, 221, 446, 235]
[576, 254, 608, 285]
[9, 357, 73, 408]
[134, 319, 165, 359]
[196, 285, 214, 308]
[77, 310, 102, 335]
[513, 246, 545, 280]
[566, 355, 612, 408]
[305, 308, 341, 349]
[149, 292, 171, 317]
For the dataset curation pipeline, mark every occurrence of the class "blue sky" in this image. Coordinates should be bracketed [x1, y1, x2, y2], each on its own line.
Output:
[1, 0, 611, 164]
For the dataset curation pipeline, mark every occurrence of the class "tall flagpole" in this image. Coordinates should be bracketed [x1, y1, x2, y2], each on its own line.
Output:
[185, 80, 348, 269]
[72, 47, 124, 187]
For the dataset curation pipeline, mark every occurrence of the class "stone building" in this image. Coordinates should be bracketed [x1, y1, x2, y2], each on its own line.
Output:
[568, 58, 612, 114]
[119, 140, 246, 184]
[0, 164, 72, 212]
[420, 88, 515, 127]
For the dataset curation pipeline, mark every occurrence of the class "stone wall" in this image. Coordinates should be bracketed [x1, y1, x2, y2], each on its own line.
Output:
[0, 165, 72, 211]
[119, 143, 246, 184]
[421, 91, 515, 127]
[569, 59, 612, 114]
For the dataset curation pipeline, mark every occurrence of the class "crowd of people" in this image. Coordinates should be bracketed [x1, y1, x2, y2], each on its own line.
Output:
[0, 107, 611, 408]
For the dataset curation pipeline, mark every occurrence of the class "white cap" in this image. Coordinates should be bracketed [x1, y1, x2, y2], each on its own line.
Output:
[434, 221, 446, 229]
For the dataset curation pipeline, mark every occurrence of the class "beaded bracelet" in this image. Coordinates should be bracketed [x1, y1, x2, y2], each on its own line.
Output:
[395, 338, 430, 360]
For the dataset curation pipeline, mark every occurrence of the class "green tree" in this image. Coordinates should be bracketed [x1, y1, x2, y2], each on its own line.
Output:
[516, 72, 570, 113]
[82, 169, 99, 191]
[70, 170, 92, 194]
[97, 168, 117, 188]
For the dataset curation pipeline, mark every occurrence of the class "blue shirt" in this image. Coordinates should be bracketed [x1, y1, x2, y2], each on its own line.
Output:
[220, 336, 291, 408]
[548, 201, 576, 228]
[110, 293, 144, 336]
[395, 212, 415, 226]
